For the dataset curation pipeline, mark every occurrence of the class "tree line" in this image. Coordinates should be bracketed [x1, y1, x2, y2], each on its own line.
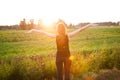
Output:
[0, 18, 120, 30]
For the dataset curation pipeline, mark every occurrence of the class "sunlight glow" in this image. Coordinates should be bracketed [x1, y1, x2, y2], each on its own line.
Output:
[42, 18, 55, 26]
[69, 55, 75, 61]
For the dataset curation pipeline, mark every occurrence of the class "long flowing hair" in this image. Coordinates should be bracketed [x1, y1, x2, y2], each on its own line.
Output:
[56, 23, 67, 35]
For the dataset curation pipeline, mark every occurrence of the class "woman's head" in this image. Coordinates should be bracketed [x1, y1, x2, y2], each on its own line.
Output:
[56, 23, 67, 35]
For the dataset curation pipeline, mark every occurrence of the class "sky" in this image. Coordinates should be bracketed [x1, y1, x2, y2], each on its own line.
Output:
[0, 0, 120, 25]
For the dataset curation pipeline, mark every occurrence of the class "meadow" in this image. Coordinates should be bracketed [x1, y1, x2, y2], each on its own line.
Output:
[0, 26, 120, 80]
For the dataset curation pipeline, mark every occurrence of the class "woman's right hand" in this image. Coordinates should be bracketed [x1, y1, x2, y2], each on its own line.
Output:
[26, 29, 34, 33]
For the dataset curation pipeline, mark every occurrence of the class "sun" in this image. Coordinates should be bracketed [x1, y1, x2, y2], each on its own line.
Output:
[42, 18, 56, 27]
[43, 19, 52, 25]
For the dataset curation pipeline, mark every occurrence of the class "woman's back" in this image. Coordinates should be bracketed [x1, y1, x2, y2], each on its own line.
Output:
[56, 34, 70, 57]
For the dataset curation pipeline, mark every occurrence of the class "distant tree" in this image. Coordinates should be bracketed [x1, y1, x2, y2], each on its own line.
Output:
[19, 18, 27, 30]
[68, 23, 74, 28]
[29, 19, 35, 29]
[37, 19, 43, 29]
[117, 21, 120, 26]
[76, 23, 90, 28]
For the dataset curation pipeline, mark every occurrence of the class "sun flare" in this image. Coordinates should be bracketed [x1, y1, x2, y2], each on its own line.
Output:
[69, 55, 75, 61]
[42, 18, 56, 27]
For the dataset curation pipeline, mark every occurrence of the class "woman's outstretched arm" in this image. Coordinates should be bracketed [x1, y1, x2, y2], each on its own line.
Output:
[27, 29, 56, 38]
[68, 23, 97, 38]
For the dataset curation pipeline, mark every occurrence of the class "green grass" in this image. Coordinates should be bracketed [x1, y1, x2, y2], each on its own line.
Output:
[1, 27, 120, 57]
[0, 26, 120, 80]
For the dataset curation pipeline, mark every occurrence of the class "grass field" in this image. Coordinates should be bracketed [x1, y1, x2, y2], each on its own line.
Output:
[0, 26, 120, 80]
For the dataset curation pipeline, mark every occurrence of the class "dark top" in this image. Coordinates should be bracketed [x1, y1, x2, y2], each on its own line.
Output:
[56, 34, 70, 59]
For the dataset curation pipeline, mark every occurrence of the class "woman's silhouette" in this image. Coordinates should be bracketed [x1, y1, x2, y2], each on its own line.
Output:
[27, 22, 96, 80]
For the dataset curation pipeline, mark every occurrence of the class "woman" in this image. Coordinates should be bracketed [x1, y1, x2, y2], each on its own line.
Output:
[27, 22, 96, 80]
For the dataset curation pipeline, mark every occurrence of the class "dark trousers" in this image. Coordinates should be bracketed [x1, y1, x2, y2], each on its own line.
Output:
[56, 57, 71, 80]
